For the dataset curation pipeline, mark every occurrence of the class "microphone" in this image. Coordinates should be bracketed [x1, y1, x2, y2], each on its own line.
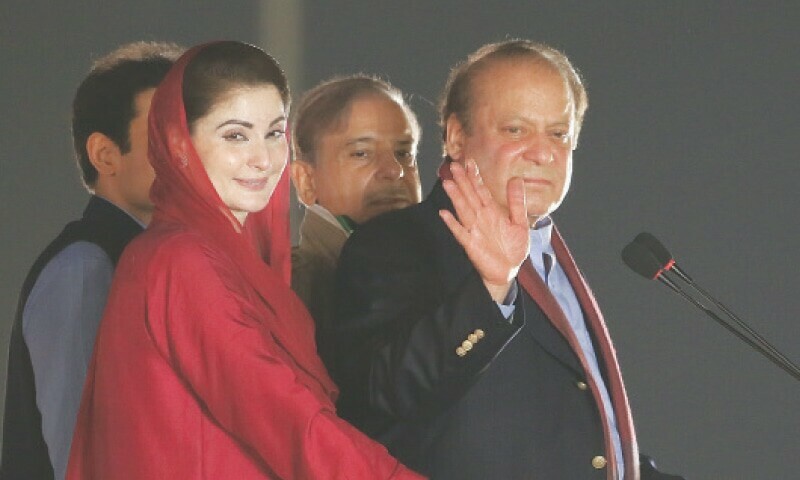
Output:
[631, 232, 692, 284]
[620, 241, 682, 292]
[631, 232, 800, 376]
[622, 233, 800, 381]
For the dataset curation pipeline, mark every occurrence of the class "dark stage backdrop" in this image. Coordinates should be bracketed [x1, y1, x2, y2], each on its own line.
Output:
[1, 2, 798, 478]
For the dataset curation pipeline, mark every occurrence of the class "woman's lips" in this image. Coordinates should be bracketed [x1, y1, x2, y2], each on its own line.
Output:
[235, 177, 269, 190]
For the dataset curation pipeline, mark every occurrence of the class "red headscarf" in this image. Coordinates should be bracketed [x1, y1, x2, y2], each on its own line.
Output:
[147, 42, 336, 399]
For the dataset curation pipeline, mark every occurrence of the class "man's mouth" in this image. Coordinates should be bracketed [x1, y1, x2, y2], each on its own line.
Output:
[522, 177, 551, 187]
[370, 195, 411, 207]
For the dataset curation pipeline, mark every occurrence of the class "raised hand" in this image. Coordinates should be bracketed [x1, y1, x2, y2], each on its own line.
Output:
[439, 160, 530, 303]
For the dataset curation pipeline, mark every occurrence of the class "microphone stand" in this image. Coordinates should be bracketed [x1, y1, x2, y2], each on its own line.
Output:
[670, 266, 800, 378]
[657, 272, 800, 382]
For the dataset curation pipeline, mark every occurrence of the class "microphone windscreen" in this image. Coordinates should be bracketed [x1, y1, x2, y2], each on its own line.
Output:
[633, 232, 673, 265]
[621, 241, 664, 280]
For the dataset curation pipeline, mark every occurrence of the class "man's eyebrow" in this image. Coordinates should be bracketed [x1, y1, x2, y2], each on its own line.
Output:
[345, 136, 377, 146]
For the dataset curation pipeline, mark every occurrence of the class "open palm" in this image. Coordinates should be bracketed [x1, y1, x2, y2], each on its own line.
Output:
[440, 160, 529, 301]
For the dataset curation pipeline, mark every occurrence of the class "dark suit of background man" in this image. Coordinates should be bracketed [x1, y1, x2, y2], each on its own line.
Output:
[1, 41, 183, 480]
[329, 40, 684, 479]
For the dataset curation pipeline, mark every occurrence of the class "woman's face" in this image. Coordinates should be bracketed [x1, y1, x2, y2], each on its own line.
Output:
[190, 85, 288, 223]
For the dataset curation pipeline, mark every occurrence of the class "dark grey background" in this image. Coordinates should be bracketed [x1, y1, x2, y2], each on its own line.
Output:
[1, 2, 798, 479]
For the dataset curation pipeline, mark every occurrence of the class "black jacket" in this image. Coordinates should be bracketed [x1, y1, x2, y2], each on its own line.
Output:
[328, 181, 683, 480]
[328, 181, 613, 479]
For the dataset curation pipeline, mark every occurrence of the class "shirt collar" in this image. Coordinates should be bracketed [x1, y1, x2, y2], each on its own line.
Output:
[529, 216, 554, 256]
[94, 194, 147, 228]
[308, 204, 349, 234]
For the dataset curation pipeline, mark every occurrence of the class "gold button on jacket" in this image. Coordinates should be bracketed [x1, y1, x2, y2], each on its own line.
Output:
[591, 455, 607, 469]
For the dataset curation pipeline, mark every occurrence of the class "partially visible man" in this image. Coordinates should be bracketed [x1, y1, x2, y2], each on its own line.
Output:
[1, 41, 183, 479]
[329, 40, 683, 479]
[290, 75, 422, 350]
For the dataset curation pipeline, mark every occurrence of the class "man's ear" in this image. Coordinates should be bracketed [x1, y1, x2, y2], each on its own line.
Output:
[444, 114, 466, 161]
[290, 160, 317, 207]
[86, 132, 121, 177]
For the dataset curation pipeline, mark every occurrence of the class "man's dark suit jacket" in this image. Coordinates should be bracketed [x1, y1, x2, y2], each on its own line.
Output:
[328, 181, 682, 480]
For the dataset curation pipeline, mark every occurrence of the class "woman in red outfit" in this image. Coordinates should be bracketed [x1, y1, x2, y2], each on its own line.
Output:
[66, 41, 422, 479]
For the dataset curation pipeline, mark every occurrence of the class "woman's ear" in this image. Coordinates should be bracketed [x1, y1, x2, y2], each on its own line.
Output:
[167, 129, 194, 162]
[444, 114, 466, 160]
[86, 132, 121, 177]
[290, 160, 317, 207]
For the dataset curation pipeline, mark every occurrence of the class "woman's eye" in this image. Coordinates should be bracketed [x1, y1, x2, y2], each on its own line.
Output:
[350, 150, 369, 158]
[267, 129, 286, 139]
[224, 132, 246, 141]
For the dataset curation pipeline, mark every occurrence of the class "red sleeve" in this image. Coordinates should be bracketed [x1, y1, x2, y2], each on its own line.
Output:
[147, 238, 424, 479]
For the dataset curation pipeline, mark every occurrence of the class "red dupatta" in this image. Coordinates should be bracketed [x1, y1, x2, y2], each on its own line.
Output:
[147, 42, 337, 400]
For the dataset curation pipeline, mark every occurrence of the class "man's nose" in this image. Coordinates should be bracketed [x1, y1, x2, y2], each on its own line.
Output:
[376, 151, 405, 179]
[522, 134, 554, 164]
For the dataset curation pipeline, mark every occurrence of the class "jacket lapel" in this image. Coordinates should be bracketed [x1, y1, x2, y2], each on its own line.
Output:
[297, 207, 349, 266]
[549, 226, 639, 480]
[517, 260, 585, 374]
